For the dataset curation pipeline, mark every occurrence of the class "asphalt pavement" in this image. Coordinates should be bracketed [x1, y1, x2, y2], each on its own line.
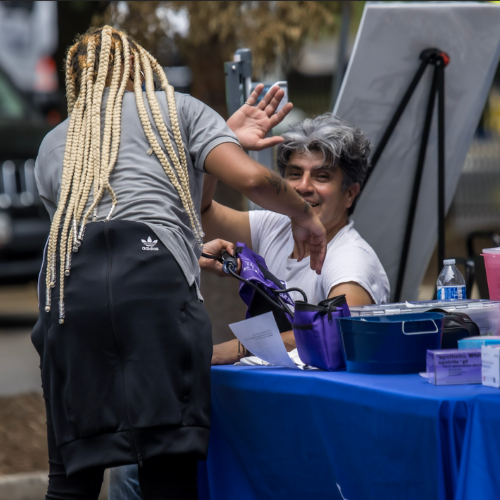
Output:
[0, 284, 41, 396]
[0, 327, 41, 396]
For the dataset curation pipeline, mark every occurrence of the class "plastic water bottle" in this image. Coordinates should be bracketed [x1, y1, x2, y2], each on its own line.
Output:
[437, 259, 466, 300]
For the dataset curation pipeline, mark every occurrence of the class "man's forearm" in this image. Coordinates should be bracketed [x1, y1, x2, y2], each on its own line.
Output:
[281, 330, 296, 352]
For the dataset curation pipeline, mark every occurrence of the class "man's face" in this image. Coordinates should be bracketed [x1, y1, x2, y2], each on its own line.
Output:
[283, 150, 358, 230]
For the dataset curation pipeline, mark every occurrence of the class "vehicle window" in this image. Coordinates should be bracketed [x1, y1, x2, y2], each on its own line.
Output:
[0, 73, 26, 119]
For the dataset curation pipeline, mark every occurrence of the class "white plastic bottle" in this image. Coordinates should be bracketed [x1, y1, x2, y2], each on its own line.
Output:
[437, 259, 466, 300]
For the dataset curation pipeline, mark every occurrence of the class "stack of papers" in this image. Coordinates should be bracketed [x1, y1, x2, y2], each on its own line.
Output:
[229, 312, 317, 370]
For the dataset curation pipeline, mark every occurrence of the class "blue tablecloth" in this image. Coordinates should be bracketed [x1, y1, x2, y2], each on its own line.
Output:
[199, 365, 500, 500]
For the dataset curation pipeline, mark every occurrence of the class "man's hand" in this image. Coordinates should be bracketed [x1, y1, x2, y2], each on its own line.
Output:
[227, 84, 293, 151]
[199, 239, 241, 277]
[212, 339, 239, 365]
[291, 209, 327, 274]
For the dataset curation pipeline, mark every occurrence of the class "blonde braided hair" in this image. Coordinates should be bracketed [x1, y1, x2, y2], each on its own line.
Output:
[142, 50, 202, 238]
[45, 26, 203, 324]
[73, 36, 97, 241]
[65, 44, 79, 115]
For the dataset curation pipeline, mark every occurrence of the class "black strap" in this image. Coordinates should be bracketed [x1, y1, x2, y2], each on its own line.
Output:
[226, 266, 295, 319]
[257, 262, 285, 290]
[201, 252, 221, 261]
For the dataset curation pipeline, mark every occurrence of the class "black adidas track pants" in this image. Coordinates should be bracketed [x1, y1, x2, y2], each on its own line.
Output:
[32, 220, 212, 492]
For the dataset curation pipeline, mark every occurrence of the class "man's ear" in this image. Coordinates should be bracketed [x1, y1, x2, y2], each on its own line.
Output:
[346, 182, 361, 209]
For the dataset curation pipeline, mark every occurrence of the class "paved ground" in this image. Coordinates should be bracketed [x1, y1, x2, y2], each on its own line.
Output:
[0, 284, 109, 497]
[0, 328, 41, 396]
[0, 284, 40, 396]
[0, 284, 46, 480]
[0, 283, 38, 318]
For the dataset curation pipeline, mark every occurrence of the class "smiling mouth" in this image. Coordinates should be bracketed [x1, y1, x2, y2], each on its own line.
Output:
[301, 196, 320, 207]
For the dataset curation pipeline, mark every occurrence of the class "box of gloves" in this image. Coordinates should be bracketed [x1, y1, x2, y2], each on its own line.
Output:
[426, 349, 482, 385]
[481, 345, 500, 388]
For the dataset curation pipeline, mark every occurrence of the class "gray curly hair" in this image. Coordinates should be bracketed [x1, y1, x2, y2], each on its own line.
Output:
[276, 113, 371, 215]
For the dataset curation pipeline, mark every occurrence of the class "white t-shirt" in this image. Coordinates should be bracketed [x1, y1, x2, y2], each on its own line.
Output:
[249, 210, 390, 305]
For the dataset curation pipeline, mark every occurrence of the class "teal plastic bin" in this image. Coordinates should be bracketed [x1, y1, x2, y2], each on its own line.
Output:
[339, 313, 444, 374]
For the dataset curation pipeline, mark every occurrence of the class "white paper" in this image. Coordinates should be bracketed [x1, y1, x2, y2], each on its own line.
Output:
[235, 349, 319, 371]
[229, 312, 298, 369]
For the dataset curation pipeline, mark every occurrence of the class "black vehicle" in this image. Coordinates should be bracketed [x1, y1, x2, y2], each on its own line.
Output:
[0, 67, 52, 284]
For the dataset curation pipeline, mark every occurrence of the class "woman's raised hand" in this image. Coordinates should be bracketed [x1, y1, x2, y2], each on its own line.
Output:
[227, 84, 293, 151]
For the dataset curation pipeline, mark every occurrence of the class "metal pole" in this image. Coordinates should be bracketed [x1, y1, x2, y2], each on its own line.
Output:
[437, 57, 445, 274]
[394, 65, 439, 301]
[224, 61, 242, 117]
[235, 48, 253, 101]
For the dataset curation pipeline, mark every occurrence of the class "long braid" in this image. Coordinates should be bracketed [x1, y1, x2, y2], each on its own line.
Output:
[140, 49, 203, 244]
[65, 44, 79, 115]
[74, 37, 96, 238]
[68, 93, 90, 253]
[98, 35, 130, 221]
[90, 27, 112, 214]
[46, 26, 205, 323]
[81, 38, 122, 225]
[143, 52, 190, 182]
[45, 34, 94, 317]
[80, 35, 128, 227]
[145, 53, 191, 188]
[63, 62, 89, 262]
[73, 37, 96, 241]
[134, 50, 202, 245]
[98, 38, 122, 212]
[108, 33, 130, 175]
[58, 71, 89, 322]
[145, 52, 203, 240]
[44, 97, 80, 314]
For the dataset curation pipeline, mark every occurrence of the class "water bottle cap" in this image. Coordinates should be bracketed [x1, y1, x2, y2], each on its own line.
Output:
[443, 259, 455, 265]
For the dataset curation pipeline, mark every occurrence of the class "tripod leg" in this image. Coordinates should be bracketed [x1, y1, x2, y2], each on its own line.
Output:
[367, 58, 430, 183]
[394, 65, 439, 301]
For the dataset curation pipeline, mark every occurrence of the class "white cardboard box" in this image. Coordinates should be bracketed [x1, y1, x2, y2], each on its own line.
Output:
[481, 345, 500, 388]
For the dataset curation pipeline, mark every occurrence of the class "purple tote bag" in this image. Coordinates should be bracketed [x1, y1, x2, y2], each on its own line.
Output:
[293, 295, 350, 371]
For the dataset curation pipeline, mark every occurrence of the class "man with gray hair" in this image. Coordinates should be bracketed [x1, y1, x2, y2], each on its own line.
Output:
[204, 112, 390, 363]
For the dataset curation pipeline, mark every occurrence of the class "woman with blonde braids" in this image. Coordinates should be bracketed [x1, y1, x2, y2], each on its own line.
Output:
[32, 26, 327, 499]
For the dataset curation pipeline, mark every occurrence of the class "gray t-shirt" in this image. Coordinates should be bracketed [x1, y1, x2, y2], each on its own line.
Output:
[35, 89, 239, 297]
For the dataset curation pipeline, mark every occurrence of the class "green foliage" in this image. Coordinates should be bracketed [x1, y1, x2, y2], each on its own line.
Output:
[95, 1, 343, 75]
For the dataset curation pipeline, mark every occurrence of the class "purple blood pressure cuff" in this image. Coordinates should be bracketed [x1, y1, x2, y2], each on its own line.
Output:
[293, 295, 350, 371]
[236, 243, 295, 331]
[233, 243, 350, 370]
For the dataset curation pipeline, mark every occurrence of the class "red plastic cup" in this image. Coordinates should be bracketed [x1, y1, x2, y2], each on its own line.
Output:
[481, 248, 500, 300]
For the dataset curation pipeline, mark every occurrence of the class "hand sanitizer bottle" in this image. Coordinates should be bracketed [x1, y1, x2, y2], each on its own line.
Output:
[437, 259, 466, 300]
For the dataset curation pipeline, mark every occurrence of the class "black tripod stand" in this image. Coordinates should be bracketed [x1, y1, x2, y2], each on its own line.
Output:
[362, 48, 450, 302]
